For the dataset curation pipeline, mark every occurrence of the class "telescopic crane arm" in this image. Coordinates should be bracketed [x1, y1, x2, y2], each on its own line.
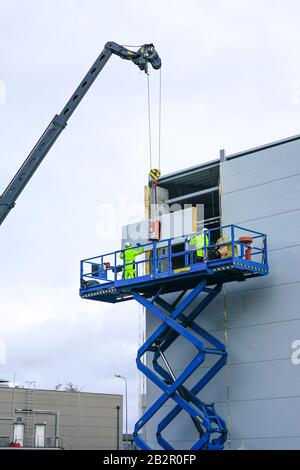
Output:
[0, 42, 161, 226]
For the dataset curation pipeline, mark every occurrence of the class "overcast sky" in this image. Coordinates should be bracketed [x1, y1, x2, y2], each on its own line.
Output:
[1, 0, 300, 432]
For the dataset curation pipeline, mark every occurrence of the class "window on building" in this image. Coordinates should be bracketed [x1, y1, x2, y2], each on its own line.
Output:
[0, 436, 10, 447]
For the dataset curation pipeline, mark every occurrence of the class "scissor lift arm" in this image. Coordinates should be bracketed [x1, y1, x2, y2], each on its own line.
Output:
[0, 42, 161, 226]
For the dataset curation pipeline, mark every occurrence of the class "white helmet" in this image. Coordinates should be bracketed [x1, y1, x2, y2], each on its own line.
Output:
[124, 242, 131, 248]
[202, 227, 208, 231]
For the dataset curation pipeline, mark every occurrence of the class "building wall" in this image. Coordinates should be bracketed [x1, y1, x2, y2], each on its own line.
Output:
[0, 388, 122, 449]
[144, 136, 300, 449]
[220, 138, 300, 449]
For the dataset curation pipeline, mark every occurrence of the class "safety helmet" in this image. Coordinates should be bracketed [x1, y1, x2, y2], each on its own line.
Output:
[202, 227, 208, 231]
[124, 242, 131, 248]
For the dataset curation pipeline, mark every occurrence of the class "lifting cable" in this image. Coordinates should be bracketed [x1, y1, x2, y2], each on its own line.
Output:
[121, 44, 143, 48]
[158, 67, 162, 170]
[147, 73, 153, 170]
[146, 67, 162, 172]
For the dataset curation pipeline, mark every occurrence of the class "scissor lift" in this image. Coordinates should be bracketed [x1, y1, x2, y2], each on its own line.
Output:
[79, 225, 269, 450]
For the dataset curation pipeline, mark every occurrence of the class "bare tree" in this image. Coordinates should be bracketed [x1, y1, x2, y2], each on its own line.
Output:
[64, 382, 81, 392]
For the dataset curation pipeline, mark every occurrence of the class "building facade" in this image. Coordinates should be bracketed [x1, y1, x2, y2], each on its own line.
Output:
[144, 133, 300, 449]
[0, 386, 122, 449]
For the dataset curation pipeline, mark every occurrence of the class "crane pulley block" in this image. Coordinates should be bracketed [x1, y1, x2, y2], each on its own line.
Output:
[105, 42, 161, 73]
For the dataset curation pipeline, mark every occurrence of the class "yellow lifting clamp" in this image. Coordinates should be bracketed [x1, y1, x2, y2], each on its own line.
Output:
[148, 169, 161, 241]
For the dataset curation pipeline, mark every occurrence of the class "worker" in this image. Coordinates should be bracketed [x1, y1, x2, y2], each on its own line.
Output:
[120, 242, 144, 279]
[189, 227, 209, 263]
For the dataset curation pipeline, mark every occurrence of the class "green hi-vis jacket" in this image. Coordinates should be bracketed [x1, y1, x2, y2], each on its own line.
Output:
[119, 245, 144, 271]
[190, 233, 209, 257]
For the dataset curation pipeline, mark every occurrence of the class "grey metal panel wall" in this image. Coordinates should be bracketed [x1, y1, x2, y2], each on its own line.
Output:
[145, 137, 300, 449]
[221, 139, 300, 449]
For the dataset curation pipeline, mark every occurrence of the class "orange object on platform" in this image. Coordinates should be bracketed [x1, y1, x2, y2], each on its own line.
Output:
[149, 220, 160, 241]
[239, 236, 253, 261]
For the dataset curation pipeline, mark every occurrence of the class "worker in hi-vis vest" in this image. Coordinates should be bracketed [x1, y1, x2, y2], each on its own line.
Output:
[120, 242, 144, 279]
[189, 227, 209, 262]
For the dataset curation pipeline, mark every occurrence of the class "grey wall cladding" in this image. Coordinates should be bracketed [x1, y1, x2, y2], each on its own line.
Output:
[221, 138, 300, 449]
[145, 137, 300, 450]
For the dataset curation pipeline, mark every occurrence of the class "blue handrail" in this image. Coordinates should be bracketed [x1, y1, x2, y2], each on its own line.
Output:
[80, 224, 268, 283]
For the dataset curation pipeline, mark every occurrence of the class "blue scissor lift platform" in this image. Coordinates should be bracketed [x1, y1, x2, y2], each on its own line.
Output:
[79, 224, 269, 450]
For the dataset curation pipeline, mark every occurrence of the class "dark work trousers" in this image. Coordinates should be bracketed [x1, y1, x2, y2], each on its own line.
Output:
[190, 251, 204, 264]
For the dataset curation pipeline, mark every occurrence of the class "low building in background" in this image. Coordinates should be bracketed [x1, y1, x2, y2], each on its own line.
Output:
[0, 384, 122, 450]
[123, 433, 137, 450]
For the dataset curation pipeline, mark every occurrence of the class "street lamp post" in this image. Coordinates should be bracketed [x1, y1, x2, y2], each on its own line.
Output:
[115, 374, 128, 447]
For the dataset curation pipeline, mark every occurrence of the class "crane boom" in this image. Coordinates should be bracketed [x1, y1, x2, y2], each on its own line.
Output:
[0, 41, 161, 226]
